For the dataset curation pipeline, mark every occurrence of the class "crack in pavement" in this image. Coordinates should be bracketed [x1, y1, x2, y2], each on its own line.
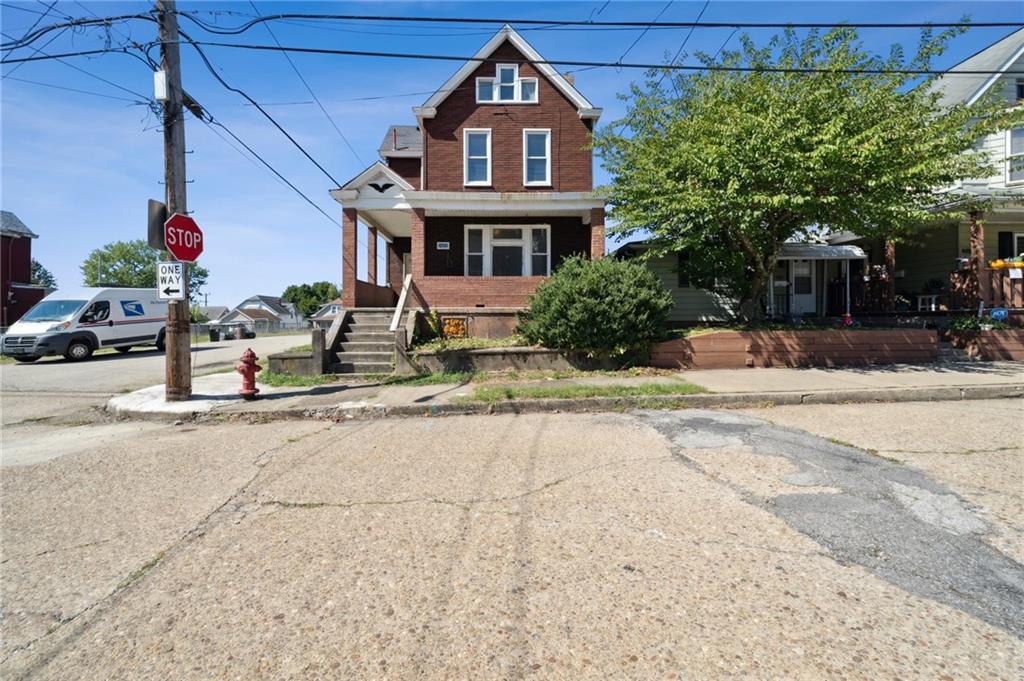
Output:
[3, 423, 341, 676]
[633, 409, 1024, 640]
[254, 453, 672, 515]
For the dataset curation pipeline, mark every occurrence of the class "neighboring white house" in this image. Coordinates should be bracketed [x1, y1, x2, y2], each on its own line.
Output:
[218, 295, 307, 331]
[310, 297, 343, 329]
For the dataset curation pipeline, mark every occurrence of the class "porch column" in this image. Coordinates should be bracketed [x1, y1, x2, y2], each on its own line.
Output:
[590, 208, 605, 259]
[366, 225, 378, 286]
[410, 208, 426, 279]
[969, 210, 989, 308]
[341, 207, 358, 308]
[883, 240, 896, 312]
[387, 240, 403, 292]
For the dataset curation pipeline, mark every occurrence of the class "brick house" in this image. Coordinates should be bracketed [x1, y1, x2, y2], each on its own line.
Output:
[330, 25, 604, 336]
[1, 210, 47, 330]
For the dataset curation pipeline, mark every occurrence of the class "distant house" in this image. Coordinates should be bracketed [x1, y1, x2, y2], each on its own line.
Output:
[829, 28, 1024, 313]
[1, 210, 47, 329]
[198, 305, 229, 322]
[310, 297, 343, 329]
[219, 295, 307, 331]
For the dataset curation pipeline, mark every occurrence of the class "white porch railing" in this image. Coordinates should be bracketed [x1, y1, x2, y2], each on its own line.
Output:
[389, 273, 413, 332]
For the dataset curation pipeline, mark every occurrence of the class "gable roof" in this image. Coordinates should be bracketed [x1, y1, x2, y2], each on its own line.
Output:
[199, 305, 229, 320]
[379, 125, 422, 158]
[926, 28, 1024, 108]
[231, 307, 281, 322]
[338, 160, 415, 191]
[413, 24, 601, 121]
[1, 210, 38, 238]
[236, 295, 294, 317]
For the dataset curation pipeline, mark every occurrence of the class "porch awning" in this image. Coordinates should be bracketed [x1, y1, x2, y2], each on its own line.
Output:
[777, 243, 867, 260]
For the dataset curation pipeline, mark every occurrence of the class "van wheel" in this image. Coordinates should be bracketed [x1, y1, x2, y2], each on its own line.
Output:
[156, 330, 166, 352]
[115, 346, 132, 354]
[13, 356, 39, 363]
[64, 339, 93, 361]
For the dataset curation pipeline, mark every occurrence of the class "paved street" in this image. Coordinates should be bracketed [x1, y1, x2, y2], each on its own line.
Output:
[0, 333, 308, 425]
[1, 401, 1021, 679]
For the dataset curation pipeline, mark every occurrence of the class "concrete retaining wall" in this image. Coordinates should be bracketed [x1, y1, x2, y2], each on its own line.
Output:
[650, 329, 938, 370]
[949, 329, 1024, 361]
[413, 347, 615, 373]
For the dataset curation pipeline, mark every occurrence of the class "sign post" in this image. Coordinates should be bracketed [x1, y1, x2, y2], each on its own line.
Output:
[162, 212, 203, 401]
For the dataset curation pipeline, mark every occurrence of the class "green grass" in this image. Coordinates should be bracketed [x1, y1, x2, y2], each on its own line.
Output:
[466, 380, 708, 403]
[257, 371, 340, 387]
[367, 371, 477, 386]
[284, 344, 313, 353]
[412, 335, 527, 352]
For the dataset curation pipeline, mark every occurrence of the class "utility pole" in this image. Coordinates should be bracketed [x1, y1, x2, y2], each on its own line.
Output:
[158, 0, 191, 401]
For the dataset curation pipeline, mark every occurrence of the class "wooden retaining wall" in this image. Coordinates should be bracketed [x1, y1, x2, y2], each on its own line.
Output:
[949, 330, 1024, 361]
[650, 329, 938, 370]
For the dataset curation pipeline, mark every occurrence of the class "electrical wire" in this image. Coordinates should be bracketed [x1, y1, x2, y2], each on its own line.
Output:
[246, 0, 364, 166]
[184, 40, 1024, 77]
[618, 1, 673, 63]
[172, 12, 1024, 32]
[0, 13, 156, 51]
[3, 0, 59, 53]
[658, 0, 711, 86]
[2, 74, 149, 102]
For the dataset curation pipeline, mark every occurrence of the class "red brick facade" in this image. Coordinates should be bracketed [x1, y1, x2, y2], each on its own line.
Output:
[385, 156, 421, 189]
[422, 41, 593, 193]
[340, 30, 606, 317]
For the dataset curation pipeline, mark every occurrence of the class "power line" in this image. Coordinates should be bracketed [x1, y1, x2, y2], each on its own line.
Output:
[0, 13, 155, 51]
[172, 12, 1024, 31]
[172, 32, 343, 187]
[246, 0, 364, 166]
[618, 1, 673, 63]
[0, 33, 152, 100]
[183, 41, 1024, 77]
[3, 74, 149, 102]
[3, 0, 59, 53]
[659, 0, 711, 86]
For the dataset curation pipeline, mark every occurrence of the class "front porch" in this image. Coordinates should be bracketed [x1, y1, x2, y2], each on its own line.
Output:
[331, 164, 605, 315]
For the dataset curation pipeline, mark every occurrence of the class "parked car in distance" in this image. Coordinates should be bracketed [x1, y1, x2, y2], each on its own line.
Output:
[1, 287, 168, 362]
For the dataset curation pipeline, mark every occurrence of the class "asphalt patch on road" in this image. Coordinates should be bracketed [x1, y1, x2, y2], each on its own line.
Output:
[635, 409, 1024, 639]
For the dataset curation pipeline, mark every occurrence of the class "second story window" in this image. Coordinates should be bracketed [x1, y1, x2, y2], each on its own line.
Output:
[476, 64, 539, 104]
[523, 129, 551, 186]
[464, 129, 491, 186]
[1008, 128, 1024, 185]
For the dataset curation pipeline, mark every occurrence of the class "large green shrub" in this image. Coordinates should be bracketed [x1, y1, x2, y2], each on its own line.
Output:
[517, 255, 674, 356]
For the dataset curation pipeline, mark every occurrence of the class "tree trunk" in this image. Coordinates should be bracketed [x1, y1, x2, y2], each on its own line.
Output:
[883, 240, 896, 312]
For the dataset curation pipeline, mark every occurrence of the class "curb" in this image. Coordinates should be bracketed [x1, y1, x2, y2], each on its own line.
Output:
[117, 383, 1024, 424]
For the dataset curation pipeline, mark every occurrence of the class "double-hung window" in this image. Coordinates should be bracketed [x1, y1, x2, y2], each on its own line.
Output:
[1008, 128, 1024, 185]
[464, 129, 491, 186]
[465, 225, 550, 277]
[523, 129, 551, 186]
[475, 64, 539, 104]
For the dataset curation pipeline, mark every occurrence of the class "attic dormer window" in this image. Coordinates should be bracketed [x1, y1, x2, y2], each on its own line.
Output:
[476, 64, 539, 104]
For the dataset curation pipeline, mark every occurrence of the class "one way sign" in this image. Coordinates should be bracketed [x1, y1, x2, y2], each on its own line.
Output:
[158, 262, 185, 300]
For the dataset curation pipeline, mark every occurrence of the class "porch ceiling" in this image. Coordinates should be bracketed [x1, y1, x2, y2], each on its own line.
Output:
[362, 209, 411, 238]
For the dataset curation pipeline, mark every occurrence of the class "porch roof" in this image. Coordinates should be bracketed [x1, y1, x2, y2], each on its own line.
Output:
[778, 243, 867, 261]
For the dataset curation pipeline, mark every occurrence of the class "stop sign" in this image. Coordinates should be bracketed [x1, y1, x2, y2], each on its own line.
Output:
[164, 213, 203, 262]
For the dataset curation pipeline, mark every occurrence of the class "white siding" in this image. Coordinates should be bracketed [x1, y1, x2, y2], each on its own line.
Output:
[970, 54, 1024, 189]
[643, 253, 737, 322]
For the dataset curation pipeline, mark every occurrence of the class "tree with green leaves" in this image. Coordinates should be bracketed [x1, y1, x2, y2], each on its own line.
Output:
[30, 259, 57, 289]
[282, 281, 340, 317]
[80, 239, 209, 302]
[595, 24, 1024, 319]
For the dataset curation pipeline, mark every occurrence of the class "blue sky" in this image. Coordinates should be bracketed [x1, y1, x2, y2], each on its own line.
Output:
[1, 1, 1021, 307]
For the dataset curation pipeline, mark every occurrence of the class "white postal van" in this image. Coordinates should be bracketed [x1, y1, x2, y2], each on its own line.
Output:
[1, 288, 168, 362]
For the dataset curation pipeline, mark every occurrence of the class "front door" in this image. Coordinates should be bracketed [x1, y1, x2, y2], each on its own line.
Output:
[790, 259, 816, 315]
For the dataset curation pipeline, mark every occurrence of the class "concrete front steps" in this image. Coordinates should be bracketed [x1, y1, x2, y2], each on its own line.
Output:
[330, 308, 407, 376]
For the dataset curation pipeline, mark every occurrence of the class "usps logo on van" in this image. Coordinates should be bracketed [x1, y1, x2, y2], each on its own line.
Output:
[121, 301, 145, 317]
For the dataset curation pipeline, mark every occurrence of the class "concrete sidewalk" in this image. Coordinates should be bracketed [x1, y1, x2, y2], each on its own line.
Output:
[105, 360, 1024, 421]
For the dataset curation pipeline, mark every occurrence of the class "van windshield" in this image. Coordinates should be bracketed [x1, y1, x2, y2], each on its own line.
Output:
[20, 300, 88, 323]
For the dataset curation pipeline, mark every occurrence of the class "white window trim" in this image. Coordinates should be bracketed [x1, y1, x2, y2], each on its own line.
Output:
[475, 77, 495, 103]
[474, 64, 539, 105]
[464, 224, 551, 277]
[1014, 231, 1024, 257]
[1006, 127, 1024, 186]
[463, 128, 491, 187]
[523, 128, 552, 187]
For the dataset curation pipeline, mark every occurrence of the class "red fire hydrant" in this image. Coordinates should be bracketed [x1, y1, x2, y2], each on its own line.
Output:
[236, 348, 262, 400]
